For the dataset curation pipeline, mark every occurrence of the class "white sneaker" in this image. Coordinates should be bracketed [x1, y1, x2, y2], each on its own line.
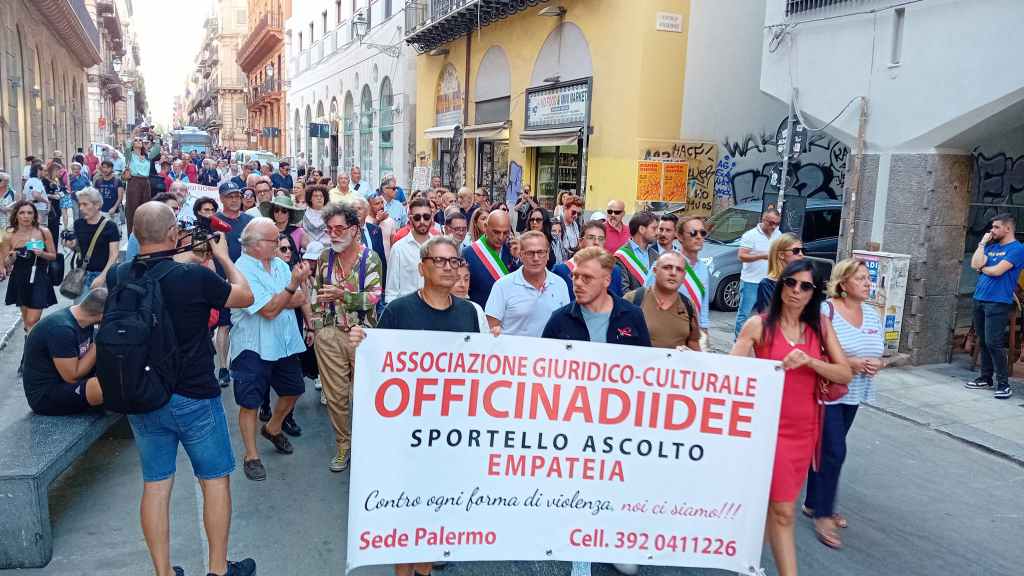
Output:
[314, 377, 322, 390]
[570, 562, 592, 576]
[613, 564, 639, 575]
[320, 389, 327, 405]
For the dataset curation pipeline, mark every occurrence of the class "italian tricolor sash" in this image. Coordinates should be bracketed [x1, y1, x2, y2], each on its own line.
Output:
[471, 237, 510, 281]
[681, 259, 705, 317]
[615, 243, 649, 285]
[565, 259, 576, 273]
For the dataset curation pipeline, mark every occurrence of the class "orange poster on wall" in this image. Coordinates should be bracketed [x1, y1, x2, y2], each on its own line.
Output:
[636, 161, 663, 202]
[662, 162, 689, 203]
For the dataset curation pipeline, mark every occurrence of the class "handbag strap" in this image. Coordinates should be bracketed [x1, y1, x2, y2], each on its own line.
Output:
[82, 217, 110, 267]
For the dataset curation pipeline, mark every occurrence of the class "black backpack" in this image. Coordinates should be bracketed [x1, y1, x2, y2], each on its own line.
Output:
[95, 259, 180, 414]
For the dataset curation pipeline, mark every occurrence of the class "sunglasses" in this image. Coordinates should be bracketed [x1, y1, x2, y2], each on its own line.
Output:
[528, 217, 544, 223]
[789, 247, 805, 255]
[606, 209, 624, 215]
[279, 246, 292, 254]
[782, 277, 816, 292]
[410, 213, 433, 222]
[327, 224, 356, 236]
[687, 229, 709, 238]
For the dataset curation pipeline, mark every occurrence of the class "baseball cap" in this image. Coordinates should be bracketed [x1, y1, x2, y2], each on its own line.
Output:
[589, 211, 607, 222]
[24, 178, 45, 197]
[218, 180, 241, 196]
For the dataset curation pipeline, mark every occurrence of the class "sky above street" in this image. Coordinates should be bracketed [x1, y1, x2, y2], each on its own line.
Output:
[133, 0, 213, 129]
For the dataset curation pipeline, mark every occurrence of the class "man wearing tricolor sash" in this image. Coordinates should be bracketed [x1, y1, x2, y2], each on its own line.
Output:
[461, 210, 518, 306]
[643, 215, 711, 344]
[613, 210, 659, 295]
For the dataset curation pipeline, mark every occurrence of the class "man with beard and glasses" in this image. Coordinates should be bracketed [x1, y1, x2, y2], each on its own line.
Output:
[386, 198, 436, 303]
[312, 202, 383, 472]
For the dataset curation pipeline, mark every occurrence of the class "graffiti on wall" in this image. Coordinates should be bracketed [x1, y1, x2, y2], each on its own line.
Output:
[966, 148, 1024, 240]
[719, 117, 850, 205]
[638, 140, 717, 216]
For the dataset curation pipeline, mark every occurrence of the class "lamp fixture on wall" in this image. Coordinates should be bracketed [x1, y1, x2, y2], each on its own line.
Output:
[353, 10, 401, 58]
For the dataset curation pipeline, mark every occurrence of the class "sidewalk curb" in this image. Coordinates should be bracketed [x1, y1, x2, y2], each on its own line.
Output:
[863, 402, 1024, 468]
[0, 316, 21, 352]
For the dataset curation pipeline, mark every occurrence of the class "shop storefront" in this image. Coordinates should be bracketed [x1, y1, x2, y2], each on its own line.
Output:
[520, 80, 590, 209]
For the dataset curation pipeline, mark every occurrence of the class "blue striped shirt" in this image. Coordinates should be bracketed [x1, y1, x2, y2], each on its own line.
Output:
[823, 300, 884, 405]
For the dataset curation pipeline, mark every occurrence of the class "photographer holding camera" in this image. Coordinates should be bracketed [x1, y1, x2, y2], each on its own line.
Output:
[112, 201, 255, 576]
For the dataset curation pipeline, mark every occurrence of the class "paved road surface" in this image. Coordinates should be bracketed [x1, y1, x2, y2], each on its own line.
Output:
[2, 310, 1021, 575]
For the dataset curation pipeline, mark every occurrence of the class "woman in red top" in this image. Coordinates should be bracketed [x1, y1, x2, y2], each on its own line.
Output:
[731, 259, 851, 576]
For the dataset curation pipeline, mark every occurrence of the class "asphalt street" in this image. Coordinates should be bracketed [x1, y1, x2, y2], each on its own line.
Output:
[1, 311, 1021, 575]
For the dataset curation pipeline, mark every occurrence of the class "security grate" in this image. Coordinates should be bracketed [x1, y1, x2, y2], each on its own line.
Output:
[786, 0, 857, 16]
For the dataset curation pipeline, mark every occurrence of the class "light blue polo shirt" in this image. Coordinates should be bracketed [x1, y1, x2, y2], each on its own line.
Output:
[485, 268, 570, 337]
[229, 253, 306, 363]
[384, 197, 408, 228]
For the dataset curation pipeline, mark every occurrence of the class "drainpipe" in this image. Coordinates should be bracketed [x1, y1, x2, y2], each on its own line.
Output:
[843, 97, 869, 258]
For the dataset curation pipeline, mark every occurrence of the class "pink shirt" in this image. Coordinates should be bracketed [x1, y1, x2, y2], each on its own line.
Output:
[604, 221, 630, 252]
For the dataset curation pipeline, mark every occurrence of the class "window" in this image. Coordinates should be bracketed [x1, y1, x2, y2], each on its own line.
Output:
[322, 11, 328, 36]
[379, 77, 393, 173]
[385, 0, 392, 19]
[343, 92, 355, 172]
[236, 10, 245, 25]
[309, 22, 314, 41]
[802, 208, 841, 242]
[298, 32, 303, 51]
[786, 0, 854, 16]
[336, 0, 342, 25]
[360, 86, 373, 181]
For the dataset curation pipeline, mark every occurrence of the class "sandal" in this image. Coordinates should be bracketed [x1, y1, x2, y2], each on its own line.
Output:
[814, 518, 843, 550]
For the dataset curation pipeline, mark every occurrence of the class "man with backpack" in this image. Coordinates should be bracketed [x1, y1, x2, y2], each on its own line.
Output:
[100, 201, 255, 576]
[229, 218, 311, 481]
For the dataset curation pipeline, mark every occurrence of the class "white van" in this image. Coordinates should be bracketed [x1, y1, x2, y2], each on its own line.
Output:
[232, 150, 279, 170]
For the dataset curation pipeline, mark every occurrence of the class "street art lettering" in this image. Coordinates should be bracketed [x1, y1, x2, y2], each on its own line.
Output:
[966, 148, 1024, 240]
[720, 117, 850, 204]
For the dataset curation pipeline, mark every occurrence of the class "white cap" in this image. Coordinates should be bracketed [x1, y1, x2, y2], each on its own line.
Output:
[588, 211, 607, 222]
[303, 240, 325, 260]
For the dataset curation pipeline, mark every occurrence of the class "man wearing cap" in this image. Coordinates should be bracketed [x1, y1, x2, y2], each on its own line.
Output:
[214, 180, 255, 388]
[271, 161, 293, 191]
[604, 199, 630, 252]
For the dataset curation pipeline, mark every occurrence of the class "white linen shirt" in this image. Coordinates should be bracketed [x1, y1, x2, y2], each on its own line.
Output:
[739, 224, 782, 283]
[485, 268, 570, 337]
[385, 232, 428, 304]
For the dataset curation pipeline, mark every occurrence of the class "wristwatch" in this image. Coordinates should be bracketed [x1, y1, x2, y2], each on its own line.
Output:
[285, 285, 297, 295]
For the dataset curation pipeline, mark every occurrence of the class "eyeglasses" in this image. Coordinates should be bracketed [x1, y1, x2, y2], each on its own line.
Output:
[422, 256, 463, 269]
[327, 224, 356, 236]
[522, 249, 548, 259]
[687, 229, 709, 238]
[410, 213, 433, 222]
[584, 234, 606, 243]
[528, 217, 544, 223]
[789, 247, 805, 255]
[606, 209, 624, 215]
[782, 277, 816, 292]
[764, 219, 781, 227]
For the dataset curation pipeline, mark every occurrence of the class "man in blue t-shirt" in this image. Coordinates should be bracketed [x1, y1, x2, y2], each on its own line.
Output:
[270, 161, 293, 190]
[92, 160, 124, 215]
[966, 213, 1024, 399]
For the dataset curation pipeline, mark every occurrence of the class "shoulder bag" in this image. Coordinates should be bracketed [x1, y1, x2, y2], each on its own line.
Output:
[60, 217, 109, 299]
[817, 300, 850, 403]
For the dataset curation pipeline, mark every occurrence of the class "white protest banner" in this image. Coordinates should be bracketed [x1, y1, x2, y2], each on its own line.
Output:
[186, 182, 220, 203]
[412, 166, 431, 192]
[347, 330, 784, 574]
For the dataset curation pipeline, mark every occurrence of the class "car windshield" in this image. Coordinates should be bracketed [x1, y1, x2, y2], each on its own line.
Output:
[705, 207, 761, 244]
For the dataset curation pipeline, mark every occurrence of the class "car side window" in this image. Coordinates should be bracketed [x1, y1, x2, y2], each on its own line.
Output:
[803, 208, 841, 242]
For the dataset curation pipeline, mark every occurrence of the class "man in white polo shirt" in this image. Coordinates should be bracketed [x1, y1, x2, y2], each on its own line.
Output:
[485, 231, 570, 337]
[734, 207, 781, 338]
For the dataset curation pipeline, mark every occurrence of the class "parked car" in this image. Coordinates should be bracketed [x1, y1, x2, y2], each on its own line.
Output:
[696, 198, 842, 311]
[232, 150, 279, 170]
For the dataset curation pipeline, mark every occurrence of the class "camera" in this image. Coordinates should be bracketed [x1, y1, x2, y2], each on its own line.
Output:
[60, 230, 76, 242]
[176, 214, 231, 257]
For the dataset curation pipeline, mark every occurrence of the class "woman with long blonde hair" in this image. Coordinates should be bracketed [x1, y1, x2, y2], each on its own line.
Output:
[753, 232, 804, 313]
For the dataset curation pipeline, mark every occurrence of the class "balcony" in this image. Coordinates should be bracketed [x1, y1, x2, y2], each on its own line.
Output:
[95, 0, 125, 56]
[301, 49, 310, 72]
[404, 0, 536, 53]
[248, 77, 283, 109]
[237, 12, 284, 73]
[33, 0, 102, 66]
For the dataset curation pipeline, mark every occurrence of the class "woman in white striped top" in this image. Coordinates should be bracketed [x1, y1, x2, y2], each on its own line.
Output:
[804, 258, 884, 549]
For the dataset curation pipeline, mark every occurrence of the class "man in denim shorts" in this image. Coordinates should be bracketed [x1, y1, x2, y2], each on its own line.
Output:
[116, 202, 255, 576]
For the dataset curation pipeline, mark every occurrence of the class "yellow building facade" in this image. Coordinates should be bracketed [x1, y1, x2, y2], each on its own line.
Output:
[409, 0, 691, 212]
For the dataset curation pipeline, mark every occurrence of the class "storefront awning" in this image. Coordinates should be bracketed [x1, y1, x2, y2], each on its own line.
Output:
[463, 121, 510, 140]
[424, 124, 460, 139]
[518, 127, 583, 148]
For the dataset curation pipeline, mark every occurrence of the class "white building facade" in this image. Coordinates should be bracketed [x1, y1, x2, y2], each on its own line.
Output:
[285, 0, 415, 190]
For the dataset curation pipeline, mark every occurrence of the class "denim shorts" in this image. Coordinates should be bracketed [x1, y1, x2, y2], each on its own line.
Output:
[230, 350, 305, 409]
[127, 393, 235, 482]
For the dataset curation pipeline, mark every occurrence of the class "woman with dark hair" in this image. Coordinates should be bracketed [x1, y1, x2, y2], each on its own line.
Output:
[731, 259, 852, 576]
[302, 185, 329, 245]
[4, 200, 58, 330]
[525, 207, 558, 268]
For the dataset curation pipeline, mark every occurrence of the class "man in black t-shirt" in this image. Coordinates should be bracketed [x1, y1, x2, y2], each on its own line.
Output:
[113, 201, 256, 576]
[69, 187, 121, 301]
[350, 235, 479, 576]
[91, 160, 124, 215]
[23, 290, 107, 415]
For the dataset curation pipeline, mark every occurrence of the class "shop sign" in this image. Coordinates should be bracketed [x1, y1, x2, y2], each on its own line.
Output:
[655, 12, 684, 33]
[435, 64, 464, 127]
[308, 123, 330, 138]
[525, 80, 591, 131]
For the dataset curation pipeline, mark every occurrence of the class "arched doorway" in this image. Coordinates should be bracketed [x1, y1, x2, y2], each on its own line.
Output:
[359, 85, 373, 186]
[343, 92, 354, 173]
[304, 105, 312, 169]
[472, 46, 512, 202]
[379, 77, 393, 177]
[525, 22, 593, 208]
[329, 97, 339, 177]
[315, 100, 325, 172]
